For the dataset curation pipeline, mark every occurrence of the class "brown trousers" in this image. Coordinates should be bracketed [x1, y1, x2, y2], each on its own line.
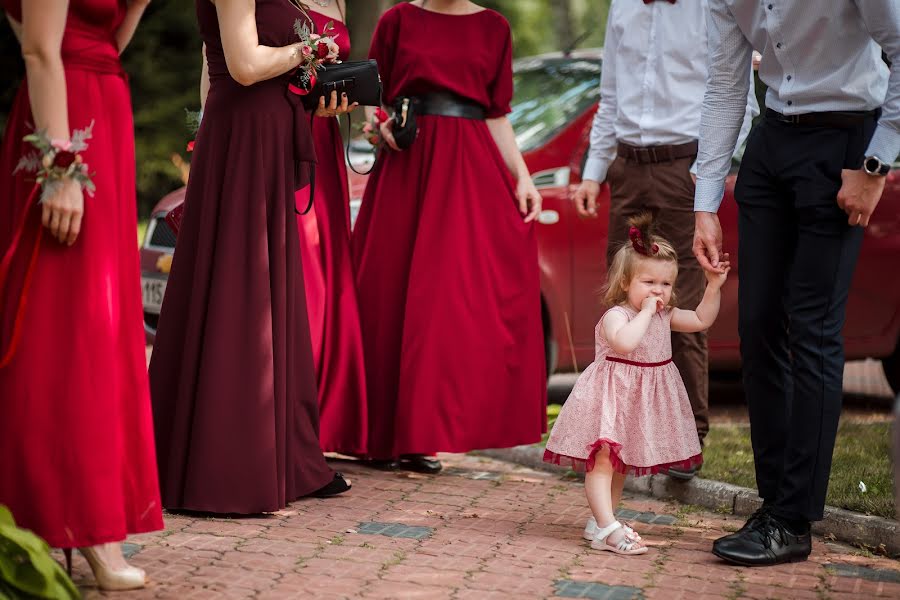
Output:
[605, 155, 709, 443]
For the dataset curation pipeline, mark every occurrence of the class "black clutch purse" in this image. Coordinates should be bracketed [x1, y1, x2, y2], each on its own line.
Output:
[391, 97, 418, 150]
[299, 59, 383, 110]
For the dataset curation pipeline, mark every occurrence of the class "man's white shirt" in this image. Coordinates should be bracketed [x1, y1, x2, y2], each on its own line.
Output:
[583, 0, 758, 184]
[694, 0, 900, 213]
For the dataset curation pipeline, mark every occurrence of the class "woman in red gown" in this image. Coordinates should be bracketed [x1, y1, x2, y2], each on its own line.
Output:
[353, 0, 548, 472]
[149, 0, 349, 515]
[0, 0, 162, 590]
[298, 1, 368, 456]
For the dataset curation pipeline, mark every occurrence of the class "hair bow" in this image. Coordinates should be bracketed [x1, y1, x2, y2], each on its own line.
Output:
[629, 226, 659, 256]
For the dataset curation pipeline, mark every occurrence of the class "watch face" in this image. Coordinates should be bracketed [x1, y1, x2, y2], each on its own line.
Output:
[865, 157, 887, 175]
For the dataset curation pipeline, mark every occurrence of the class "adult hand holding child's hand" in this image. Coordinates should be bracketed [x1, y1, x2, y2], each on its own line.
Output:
[704, 252, 731, 289]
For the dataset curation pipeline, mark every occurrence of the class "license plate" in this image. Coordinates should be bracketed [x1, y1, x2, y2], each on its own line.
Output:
[142, 278, 167, 314]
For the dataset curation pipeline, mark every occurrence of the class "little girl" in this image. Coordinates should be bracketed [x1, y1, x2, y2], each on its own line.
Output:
[544, 213, 730, 555]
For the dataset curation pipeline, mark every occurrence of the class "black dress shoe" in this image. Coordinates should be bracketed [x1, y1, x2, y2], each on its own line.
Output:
[365, 459, 400, 471]
[717, 505, 772, 543]
[399, 454, 442, 474]
[712, 513, 811, 567]
[310, 473, 351, 497]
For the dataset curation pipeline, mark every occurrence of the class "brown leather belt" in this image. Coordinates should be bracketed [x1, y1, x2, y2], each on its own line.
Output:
[616, 140, 698, 164]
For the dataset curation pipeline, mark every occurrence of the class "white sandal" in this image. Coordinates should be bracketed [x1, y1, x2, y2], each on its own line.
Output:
[590, 521, 648, 555]
[583, 516, 642, 541]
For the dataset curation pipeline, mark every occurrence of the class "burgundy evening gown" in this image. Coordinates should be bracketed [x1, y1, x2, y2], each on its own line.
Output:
[148, 0, 334, 514]
[0, 0, 163, 547]
[297, 11, 368, 455]
[352, 4, 547, 460]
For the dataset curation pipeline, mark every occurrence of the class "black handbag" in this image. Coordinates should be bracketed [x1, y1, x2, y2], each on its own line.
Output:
[294, 61, 383, 216]
[300, 59, 383, 111]
[391, 97, 418, 150]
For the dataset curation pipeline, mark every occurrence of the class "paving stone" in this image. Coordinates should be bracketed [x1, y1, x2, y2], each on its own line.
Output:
[442, 466, 505, 481]
[827, 563, 900, 584]
[554, 579, 644, 599]
[122, 542, 142, 559]
[74, 453, 900, 599]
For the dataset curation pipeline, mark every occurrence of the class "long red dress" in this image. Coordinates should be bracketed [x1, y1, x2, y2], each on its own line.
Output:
[297, 11, 368, 455]
[0, 0, 163, 548]
[148, 0, 335, 514]
[352, 4, 547, 460]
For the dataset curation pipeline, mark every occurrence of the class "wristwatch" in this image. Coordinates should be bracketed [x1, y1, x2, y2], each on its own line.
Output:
[863, 155, 891, 176]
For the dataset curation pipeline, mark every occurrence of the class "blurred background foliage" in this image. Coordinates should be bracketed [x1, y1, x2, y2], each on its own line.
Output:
[0, 0, 610, 217]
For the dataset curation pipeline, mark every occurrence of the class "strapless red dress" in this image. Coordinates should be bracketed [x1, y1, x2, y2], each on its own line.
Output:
[0, 0, 163, 548]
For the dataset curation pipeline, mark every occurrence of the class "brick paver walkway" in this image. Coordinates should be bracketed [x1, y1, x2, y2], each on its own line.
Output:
[72, 454, 899, 599]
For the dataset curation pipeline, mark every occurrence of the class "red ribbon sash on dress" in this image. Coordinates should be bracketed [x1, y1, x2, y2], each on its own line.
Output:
[0, 184, 43, 369]
[606, 356, 673, 367]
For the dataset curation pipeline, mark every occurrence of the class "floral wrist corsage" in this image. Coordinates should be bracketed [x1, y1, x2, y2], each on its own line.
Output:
[14, 121, 95, 202]
[358, 107, 389, 147]
[288, 19, 339, 96]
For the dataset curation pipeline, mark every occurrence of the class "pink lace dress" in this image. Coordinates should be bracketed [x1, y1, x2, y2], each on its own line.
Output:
[544, 305, 702, 475]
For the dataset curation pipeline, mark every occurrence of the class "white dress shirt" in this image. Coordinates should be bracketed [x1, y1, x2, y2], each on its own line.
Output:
[583, 0, 758, 184]
[695, 0, 900, 213]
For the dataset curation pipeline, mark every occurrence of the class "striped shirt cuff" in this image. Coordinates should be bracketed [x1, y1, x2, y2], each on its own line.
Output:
[865, 123, 900, 166]
[694, 178, 727, 213]
[583, 157, 611, 183]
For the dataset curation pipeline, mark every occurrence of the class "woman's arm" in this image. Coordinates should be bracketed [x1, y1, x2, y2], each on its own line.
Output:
[20, 0, 85, 246]
[487, 116, 541, 222]
[200, 44, 210, 109]
[115, 0, 152, 54]
[212, 0, 304, 86]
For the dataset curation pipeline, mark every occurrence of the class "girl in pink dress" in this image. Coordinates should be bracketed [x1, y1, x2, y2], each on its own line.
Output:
[544, 214, 730, 555]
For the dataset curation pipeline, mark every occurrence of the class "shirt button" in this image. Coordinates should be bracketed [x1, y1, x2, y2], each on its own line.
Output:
[776, 42, 783, 49]
[787, 100, 793, 106]
[767, 3, 773, 9]
[786, 75, 792, 81]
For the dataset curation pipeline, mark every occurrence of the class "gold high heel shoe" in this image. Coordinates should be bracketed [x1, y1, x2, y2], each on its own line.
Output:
[78, 544, 146, 591]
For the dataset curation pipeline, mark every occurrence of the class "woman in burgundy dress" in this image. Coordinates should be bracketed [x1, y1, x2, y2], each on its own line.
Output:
[0, 0, 161, 590]
[353, 0, 547, 473]
[298, 1, 368, 456]
[149, 0, 349, 515]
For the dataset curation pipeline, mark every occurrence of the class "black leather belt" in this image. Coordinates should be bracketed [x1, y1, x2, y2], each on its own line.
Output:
[414, 92, 486, 120]
[765, 108, 878, 128]
[617, 140, 698, 164]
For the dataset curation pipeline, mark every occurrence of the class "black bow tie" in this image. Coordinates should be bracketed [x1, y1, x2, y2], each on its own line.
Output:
[644, 0, 676, 4]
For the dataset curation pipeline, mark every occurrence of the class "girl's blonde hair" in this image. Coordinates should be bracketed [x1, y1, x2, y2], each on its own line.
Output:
[602, 212, 679, 307]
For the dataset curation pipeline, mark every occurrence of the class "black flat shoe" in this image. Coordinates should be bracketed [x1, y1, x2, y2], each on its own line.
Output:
[365, 459, 400, 471]
[310, 473, 351, 498]
[712, 513, 811, 567]
[399, 455, 442, 474]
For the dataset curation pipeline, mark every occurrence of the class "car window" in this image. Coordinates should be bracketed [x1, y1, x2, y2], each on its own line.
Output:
[511, 60, 602, 153]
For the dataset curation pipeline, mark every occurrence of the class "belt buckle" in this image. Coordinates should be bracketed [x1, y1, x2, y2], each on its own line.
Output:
[786, 113, 801, 125]
[636, 147, 653, 163]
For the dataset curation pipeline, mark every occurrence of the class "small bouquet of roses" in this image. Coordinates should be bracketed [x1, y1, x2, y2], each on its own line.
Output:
[288, 19, 339, 96]
[14, 121, 95, 202]
[357, 107, 390, 146]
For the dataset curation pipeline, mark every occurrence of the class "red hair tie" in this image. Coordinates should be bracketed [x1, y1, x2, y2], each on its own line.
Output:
[629, 226, 659, 256]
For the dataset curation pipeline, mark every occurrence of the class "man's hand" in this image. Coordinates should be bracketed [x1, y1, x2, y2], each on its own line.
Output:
[693, 211, 725, 273]
[837, 168, 887, 227]
[572, 179, 601, 217]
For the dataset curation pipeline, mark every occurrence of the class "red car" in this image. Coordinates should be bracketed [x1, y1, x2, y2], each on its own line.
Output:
[141, 50, 900, 393]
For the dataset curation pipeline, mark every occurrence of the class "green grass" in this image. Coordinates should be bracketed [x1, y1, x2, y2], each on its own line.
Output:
[702, 421, 895, 519]
[542, 404, 895, 519]
[137, 218, 148, 248]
